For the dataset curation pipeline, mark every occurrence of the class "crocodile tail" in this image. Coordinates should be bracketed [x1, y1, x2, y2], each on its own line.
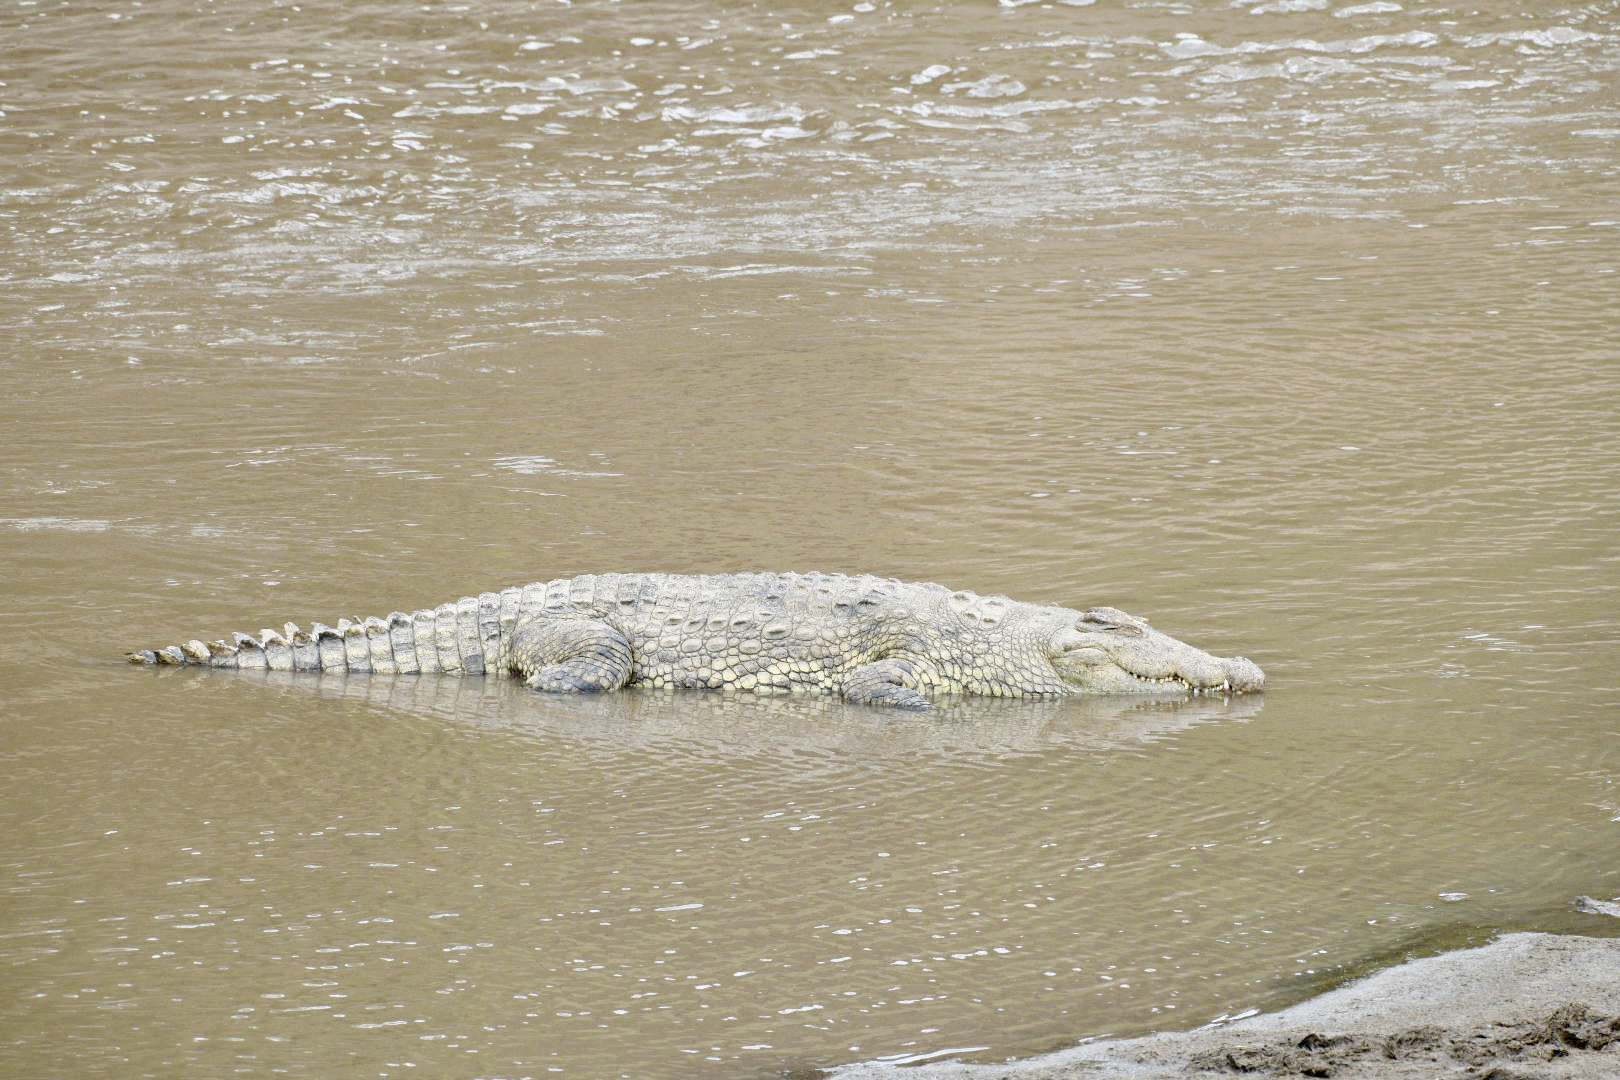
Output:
[125, 589, 520, 676]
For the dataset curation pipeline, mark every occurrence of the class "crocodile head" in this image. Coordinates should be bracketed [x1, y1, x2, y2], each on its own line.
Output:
[1049, 607, 1264, 695]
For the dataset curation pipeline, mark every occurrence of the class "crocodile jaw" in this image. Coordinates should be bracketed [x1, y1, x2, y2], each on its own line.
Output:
[1117, 654, 1264, 694]
[1049, 614, 1265, 696]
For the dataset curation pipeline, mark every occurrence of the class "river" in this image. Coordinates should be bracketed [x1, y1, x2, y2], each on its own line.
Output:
[3, 1, 1617, 1077]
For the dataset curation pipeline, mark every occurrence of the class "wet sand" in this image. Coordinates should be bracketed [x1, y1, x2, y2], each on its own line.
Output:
[832, 934, 1620, 1079]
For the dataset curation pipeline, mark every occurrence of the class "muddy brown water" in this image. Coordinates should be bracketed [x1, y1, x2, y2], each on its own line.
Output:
[3, 1, 1618, 1077]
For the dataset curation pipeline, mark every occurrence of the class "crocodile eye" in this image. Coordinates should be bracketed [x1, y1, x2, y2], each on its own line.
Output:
[1080, 609, 1144, 636]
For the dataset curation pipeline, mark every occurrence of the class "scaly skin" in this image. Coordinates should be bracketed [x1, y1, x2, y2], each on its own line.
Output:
[127, 572, 1264, 709]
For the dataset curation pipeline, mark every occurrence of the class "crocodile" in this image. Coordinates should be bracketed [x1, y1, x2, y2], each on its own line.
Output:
[126, 572, 1264, 709]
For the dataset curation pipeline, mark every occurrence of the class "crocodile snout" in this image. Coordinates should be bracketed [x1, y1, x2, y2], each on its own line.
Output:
[1222, 656, 1265, 693]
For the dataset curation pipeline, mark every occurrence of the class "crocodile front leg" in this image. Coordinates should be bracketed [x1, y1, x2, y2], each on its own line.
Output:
[842, 657, 935, 710]
[505, 615, 634, 693]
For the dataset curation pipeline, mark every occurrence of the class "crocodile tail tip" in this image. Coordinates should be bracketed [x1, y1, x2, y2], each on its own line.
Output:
[127, 642, 233, 666]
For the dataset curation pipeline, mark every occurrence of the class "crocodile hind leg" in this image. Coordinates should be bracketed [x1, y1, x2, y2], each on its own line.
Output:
[504, 615, 634, 694]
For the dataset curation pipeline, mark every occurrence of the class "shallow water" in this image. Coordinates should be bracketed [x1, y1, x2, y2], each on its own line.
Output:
[3, 1, 1618, 1077]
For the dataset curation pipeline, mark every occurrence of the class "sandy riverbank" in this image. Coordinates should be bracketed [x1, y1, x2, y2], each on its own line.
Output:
[831, 933, 1620, 1080]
